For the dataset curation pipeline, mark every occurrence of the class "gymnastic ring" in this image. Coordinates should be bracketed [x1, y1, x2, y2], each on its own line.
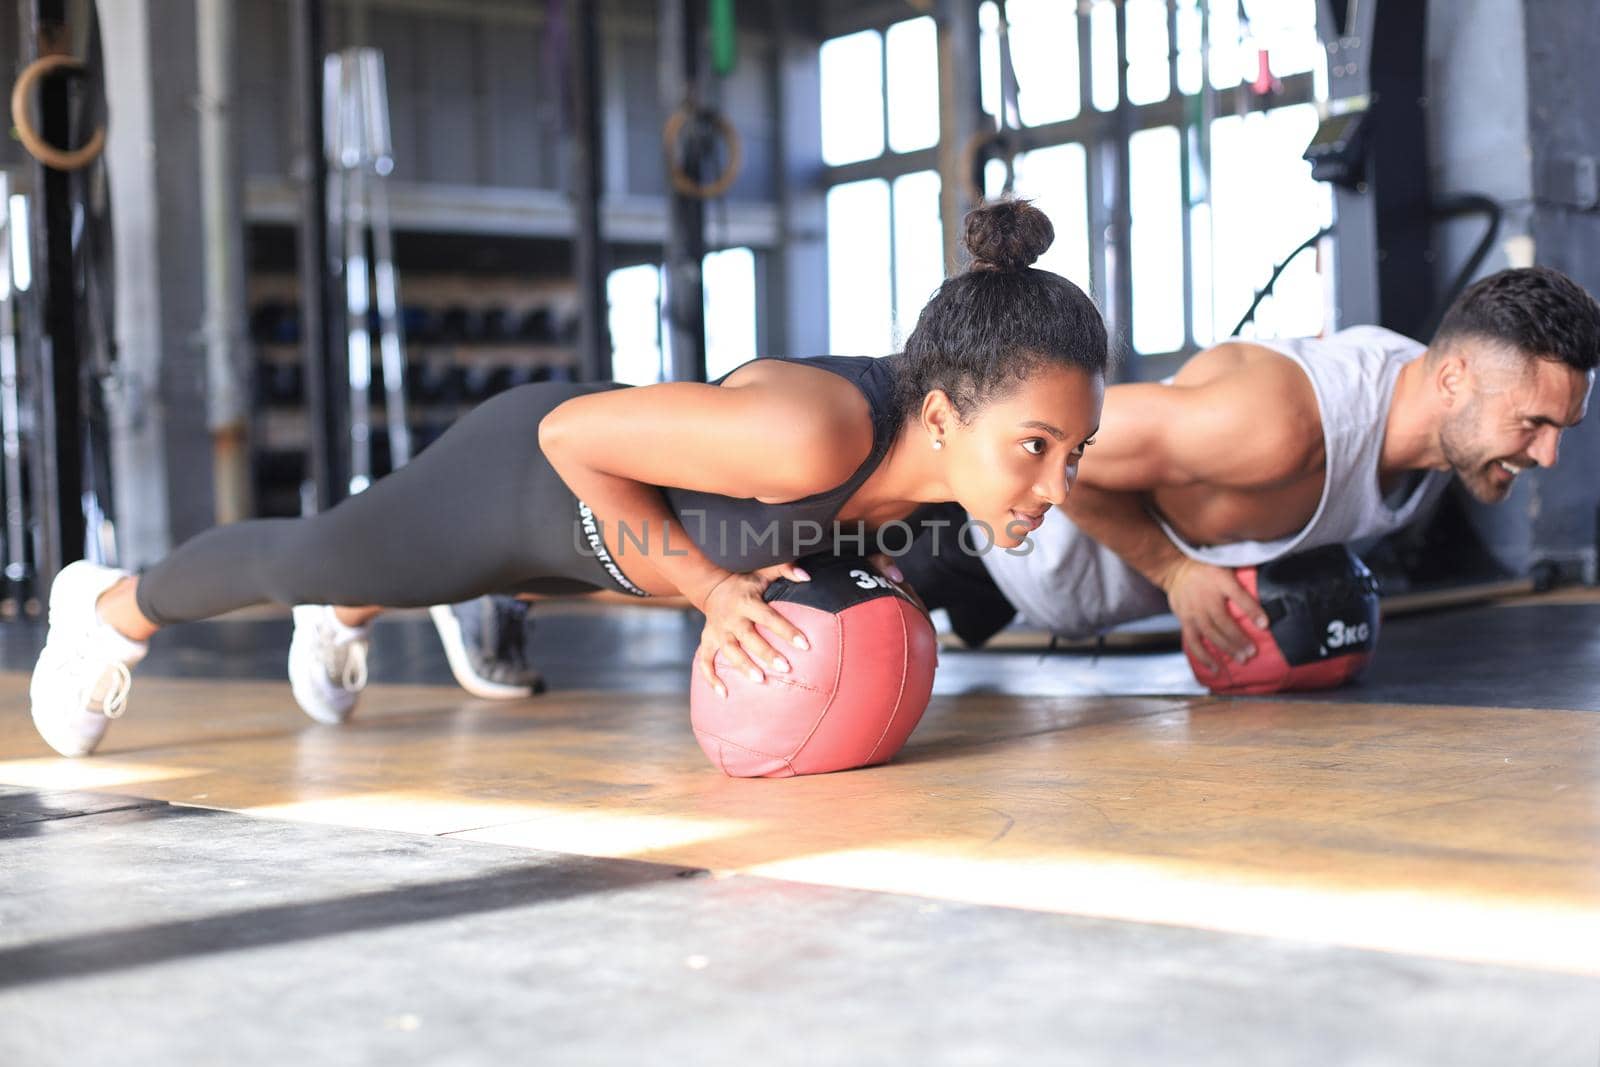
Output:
[663, 105, 743, 200]
[11, 53, 106, 172]
[960, 128, 1018, 204]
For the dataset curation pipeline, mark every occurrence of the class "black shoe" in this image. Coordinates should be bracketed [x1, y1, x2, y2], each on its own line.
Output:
[428, 595, 545, 698]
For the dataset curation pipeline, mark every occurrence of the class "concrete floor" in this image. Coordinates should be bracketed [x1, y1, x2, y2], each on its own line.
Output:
[4, 600, 1600, 1064]
[6, 788, 1599, 1067]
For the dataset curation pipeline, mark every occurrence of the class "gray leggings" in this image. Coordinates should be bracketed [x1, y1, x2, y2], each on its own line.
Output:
[136, 382, 624, 626]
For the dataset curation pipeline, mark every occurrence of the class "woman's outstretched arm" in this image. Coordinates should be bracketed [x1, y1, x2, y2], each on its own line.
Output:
[538, 371, 872, 694]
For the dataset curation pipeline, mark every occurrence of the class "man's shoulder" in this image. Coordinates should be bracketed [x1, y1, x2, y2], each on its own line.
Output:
[1321, 325, 1427, 359]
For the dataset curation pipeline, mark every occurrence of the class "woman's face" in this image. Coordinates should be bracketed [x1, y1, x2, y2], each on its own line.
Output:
[939, 364, 1104, 549]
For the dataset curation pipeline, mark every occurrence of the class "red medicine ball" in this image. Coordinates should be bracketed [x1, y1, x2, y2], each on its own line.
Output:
[1188, 545, 1381, 695]
[689, 554, 937, 778]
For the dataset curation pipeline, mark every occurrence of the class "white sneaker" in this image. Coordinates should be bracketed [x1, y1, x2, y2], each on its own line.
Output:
[287, 605, 370, 724]
[29, 561, 149, 758]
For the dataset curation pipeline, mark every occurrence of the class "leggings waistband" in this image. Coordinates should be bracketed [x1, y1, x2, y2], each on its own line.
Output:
[575, 501, 651, 598]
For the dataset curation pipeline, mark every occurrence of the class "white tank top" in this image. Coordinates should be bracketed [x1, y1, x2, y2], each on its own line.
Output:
[1153, 325, 1447, 566]
[981, 327, 1448, 634]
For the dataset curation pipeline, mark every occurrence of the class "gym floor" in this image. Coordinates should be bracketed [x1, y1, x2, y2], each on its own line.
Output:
[3, 598, 1598, 1065]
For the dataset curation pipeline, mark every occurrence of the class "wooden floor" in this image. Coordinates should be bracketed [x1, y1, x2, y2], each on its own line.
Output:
[4, 628, 1598, 978]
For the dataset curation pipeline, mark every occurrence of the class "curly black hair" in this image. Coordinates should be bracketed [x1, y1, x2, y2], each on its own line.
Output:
[889, 199, 1108, 423]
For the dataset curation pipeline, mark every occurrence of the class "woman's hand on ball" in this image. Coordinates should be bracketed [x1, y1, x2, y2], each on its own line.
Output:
[695, 563, 812, 698]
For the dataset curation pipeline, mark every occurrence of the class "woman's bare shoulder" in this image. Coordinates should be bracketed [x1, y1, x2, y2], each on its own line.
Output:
[718, 359, 877, 488]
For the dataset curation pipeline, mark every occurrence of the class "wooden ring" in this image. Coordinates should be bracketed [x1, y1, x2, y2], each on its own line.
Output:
[663, 106, 743, 200]
[11, 53, 106, 172]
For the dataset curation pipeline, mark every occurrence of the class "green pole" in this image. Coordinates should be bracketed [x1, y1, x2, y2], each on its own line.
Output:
[710, 0, 736, 76]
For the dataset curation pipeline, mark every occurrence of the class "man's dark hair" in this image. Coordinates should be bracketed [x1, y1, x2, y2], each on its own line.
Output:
[1432, 266, 1600, 372]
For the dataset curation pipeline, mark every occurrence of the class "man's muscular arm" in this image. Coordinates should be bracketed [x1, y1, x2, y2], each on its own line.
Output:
[1060, 350, 1319, 668]
[1063, 481, 1267, 670]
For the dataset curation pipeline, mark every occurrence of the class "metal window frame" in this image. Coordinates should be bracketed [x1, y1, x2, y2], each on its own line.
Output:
[819, 0, 1320, 380]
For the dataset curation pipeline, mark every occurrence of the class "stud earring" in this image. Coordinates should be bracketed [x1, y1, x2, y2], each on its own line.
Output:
[931, 438, 944, 451]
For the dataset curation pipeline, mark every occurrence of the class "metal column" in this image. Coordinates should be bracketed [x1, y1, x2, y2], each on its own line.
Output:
[292, 0, 347, 510]
[658, 0, 707, 382]
[1106, 0, 1135, 366]
[1316, 0, 1432, 337]
[761, 0, 828, 359]
[20, 0, 83, 584]
[0, 179, 28, 595]
[569, 0, 611, 382]
[197, 0, 253, 524]
[1077, 2, 1106, 314]
[935, 0, 983, 275]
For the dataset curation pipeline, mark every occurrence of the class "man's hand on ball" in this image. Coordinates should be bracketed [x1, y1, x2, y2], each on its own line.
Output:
[1162, 557, 1267, 672]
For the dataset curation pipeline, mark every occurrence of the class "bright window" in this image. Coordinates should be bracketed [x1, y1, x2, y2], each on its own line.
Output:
[1203, 103, 1330, 342]
[826, 179, 894, 355]
[608, 264, 664, 386]
[892, 171, 945, 343]
[1089, 1, 1119, 111]
[704, 247, 757, 381]
[1189, 201, 1214, 347]
[1013, 143, 1091, 291]
[608, 247, 759, 384]
[1129, 126, 1184, 354]
[1208, 0, 1247, 90]
[1251, 0, 1323, 78]
[819, 0, 1329, 364]
[886, 18, 939, 153]
[1125, 0, 1171, 105]
[981, 0, 1082, 127]
[1175, 0, 1203, 96]
[820, 30, 884, 165]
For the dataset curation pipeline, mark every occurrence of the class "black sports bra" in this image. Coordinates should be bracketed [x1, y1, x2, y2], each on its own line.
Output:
[660, 355, 900, 572]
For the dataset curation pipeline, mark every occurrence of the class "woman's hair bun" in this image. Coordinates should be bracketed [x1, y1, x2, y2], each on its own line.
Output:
[963, 198, 1054, 272]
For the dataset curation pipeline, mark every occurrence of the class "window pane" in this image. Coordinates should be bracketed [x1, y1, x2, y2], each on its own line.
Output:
[1255, 0, 1322, 78]
[979, 2, 1001, 122]
[1090, 1, 1119, 111]
[827, 179, 893, 355]
[1208, 0, 1246, 89]
[1176, 0, 1203, 96]
[704, 248, 757, 381]
[1260, 103, 1331, 337]
[1190, 201, 1214, 346]
[1129, 126, 1184, 354]
[892, 171, 944, 345]
[1125, 0, 1170, 105]
[886, 17, 938, 153]
[1013, 143, 1091, 292]
[983, 157, 1010, 200]
[608, 263, 664, 386]
[820, 30, 884, 165]
[1208, 103, 1331, 340]
[1007, 0, 1081, 125]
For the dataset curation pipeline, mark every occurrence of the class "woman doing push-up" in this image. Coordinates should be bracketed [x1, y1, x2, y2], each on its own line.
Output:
[30, 199, 1107, 757]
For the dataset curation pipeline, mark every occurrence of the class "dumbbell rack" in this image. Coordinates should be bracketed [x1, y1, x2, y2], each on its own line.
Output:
[246, 44, 591, 518]
[248, 271, 579, 517]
